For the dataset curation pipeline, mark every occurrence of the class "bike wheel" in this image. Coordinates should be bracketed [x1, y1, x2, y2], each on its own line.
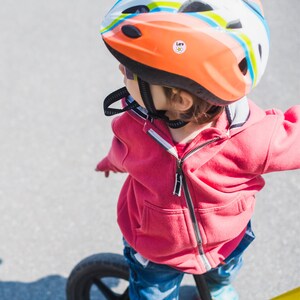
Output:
[66, 253, 130, 300]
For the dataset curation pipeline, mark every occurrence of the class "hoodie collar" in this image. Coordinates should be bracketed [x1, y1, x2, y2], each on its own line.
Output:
[226, 97, 250, 129]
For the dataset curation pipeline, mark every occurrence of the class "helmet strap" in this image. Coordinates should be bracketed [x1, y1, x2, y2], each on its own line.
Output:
[103, 87, 139, 116]
[103, 82, 188, 129]
[137, 78, 188, 129]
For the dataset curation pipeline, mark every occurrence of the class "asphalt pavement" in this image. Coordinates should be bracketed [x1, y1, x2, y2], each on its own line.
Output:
[0, 1, 299, 299]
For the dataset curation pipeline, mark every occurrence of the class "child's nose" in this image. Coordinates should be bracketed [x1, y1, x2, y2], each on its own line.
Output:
[119, 64, 125, 75]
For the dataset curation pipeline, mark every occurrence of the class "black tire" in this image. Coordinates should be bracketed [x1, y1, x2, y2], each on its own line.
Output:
[66, 253, 130, 300]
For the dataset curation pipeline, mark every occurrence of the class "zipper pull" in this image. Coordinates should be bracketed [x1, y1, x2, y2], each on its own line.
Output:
[173, 160, 183, 197]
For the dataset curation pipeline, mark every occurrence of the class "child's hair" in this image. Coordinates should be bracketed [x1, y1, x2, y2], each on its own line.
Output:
[163, 86, 224, 125]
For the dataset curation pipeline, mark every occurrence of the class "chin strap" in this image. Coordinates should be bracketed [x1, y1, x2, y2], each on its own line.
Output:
[103, 87, 139, 116]
[103, 83, 188, 129]
[137, 78, 188, 129]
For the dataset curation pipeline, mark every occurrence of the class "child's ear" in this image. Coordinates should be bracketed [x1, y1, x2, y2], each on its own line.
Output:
[172, 90, 193, 112]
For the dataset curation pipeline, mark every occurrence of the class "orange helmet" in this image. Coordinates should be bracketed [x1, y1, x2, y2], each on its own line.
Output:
[101, 0, 270, 106]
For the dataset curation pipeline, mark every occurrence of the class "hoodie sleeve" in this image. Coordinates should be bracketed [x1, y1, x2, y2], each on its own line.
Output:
[262, 105, 300, 173]
[96, 118, 128, 174]
[96, 135, 128, 173]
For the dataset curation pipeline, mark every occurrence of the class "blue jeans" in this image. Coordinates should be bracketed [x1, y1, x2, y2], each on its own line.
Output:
[123, 222, 255, 300]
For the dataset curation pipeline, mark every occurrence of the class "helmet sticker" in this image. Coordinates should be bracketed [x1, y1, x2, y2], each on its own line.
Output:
[173, 40, 187, 54]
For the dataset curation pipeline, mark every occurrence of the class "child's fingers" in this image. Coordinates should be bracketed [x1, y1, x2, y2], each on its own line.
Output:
[95, 167, 110, 177]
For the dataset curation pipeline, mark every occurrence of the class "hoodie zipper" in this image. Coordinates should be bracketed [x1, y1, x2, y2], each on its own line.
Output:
[173, 137, 221, 197]
[173, 137, 221, 272]
[147, 128, 221, 272]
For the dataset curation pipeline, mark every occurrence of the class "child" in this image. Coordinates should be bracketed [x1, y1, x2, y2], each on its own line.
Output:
[96, 0, 300, 299]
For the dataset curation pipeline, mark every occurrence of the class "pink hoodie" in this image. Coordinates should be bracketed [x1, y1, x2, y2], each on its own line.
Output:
[97, 97, 300, 274]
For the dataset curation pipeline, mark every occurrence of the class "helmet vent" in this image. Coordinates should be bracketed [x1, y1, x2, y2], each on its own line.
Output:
[179, 1, 213, 13]
[122, 5, 150, 14]
[121, 25, 142, 39]
[226, 20, 242, 29]
[258, 44, 262, 59]
[239, 58, 248, 75]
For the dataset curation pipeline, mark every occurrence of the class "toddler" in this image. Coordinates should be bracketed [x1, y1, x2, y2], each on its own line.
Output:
[96, 1, 300, 299]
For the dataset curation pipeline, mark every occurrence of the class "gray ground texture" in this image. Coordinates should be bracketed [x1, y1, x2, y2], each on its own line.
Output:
[0, 1, 299, 299]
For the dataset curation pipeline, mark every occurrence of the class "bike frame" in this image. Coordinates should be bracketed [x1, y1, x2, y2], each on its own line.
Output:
[193, 274, 212, 300]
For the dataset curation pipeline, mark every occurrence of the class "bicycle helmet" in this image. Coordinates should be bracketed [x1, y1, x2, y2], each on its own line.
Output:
[101, 0, 270, 125]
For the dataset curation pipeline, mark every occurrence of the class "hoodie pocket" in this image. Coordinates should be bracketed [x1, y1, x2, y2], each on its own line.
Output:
[135, 201, 196, 257]
[195, 195, 255, 245]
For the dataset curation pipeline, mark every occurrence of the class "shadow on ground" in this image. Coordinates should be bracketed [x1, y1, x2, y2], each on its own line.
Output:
[0, 274, 197, 300]
[0, 275, 67, 300]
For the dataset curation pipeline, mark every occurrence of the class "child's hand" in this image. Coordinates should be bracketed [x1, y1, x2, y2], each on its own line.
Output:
[95, 157, 124, 177]
[95, 167, 110, 178]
